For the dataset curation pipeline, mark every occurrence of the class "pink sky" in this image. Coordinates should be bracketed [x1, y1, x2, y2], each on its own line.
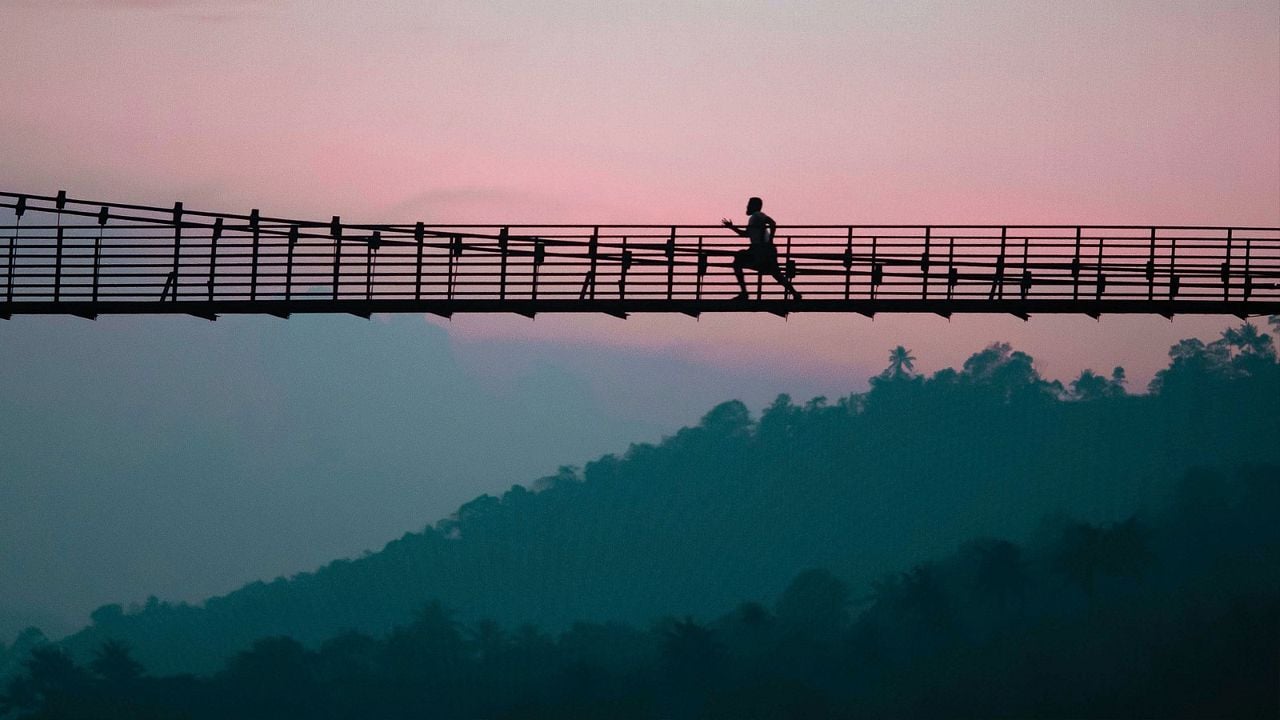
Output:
[3, 0, 1278, 387]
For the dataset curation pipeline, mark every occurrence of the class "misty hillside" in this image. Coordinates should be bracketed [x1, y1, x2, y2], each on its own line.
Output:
[8, 464, 1274, 719]
[55, 323, 1280, 675]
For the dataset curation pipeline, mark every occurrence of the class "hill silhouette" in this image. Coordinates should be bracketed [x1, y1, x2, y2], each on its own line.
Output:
[5, 463, 1276, 718]
[35, 319, 1280, 677]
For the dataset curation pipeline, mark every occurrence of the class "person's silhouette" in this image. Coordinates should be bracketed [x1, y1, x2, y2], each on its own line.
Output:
[721, 197, 801, 300]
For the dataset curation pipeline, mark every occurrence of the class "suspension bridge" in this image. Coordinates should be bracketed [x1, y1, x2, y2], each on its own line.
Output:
[1, 190, 1277, 321]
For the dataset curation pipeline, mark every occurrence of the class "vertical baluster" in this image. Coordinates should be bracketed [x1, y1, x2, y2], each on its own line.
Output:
[586, 226, 599, 300]
[618, 237, 631, 300]
[249, 209, 260, 301]
[1072, 227, 1082, 300]
[785, 235, 796, 290]
[1220, 229, 1232, 301]
[448, 235, 462, 299]
[3, 206, 13, 308]
[1243, 234, 1253, 299]
[1168, 235, 1179, 299]
[1146, 227, 1156, 301]
[1020, 235, 1031, 300]
[946, 235, 956, 301]
[93, 206, 108, 303]
[207, 217, 222, 303]
[696, 237, 707, 301]
[286, 224, 298, 302]
[842, 227, 853, 300]
[666, 227, 676, 299]
[414, 222, 426, 301]
[870, 236, 880, 300]
[1095, 236, 1106, 300]
[170, 202, 183, 301]
[6, 196, 24, 307]
[54, 191, 65, 302]
[447, 235, 455, 300]
[330, 216, 342, 301]
[920, 226, 931, 298]
[532, 239, 544, 300]
[498, 226, 509, 300]
[989, 227, 1007, 300]
[366, 230, 380, 302]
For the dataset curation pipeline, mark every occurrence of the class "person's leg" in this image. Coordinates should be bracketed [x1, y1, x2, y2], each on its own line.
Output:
[770, 270, 802, 299]
[732, 250, 751, 297]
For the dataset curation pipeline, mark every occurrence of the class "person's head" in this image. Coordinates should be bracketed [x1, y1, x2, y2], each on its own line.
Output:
[746, 197, 763, 214]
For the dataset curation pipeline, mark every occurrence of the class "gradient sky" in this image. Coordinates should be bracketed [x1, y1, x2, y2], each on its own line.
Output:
[1, 0, 1277, 639]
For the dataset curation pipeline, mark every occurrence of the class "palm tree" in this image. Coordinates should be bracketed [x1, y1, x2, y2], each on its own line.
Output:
[1221, 321, 1273, 357]
[90, 639, 143, 685]
[1070, 369, 1108, 400]
[1220, 321, 1277, 376]
[885, 346, 917, 379]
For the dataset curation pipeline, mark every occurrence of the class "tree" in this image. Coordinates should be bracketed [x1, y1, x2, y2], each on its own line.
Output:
[0, 645, 90, 715]
[967, 538, 1028, 608]
[1052, 517, 1154, 597]
[1219, 321, 1276, 376]
[316, 630, 379, 680]
[1070, 369, 1109, 401]
[220, 636, 317, 718]
[1070, 367, 1126, 400]
[775, 568, 851, 639]
[960, 342, 1052, 399]
[734, 601, 772, 630]
[89, 603, 125, 627]
[896, 564, 954, 633]
[1149, 338, 1230, 393]
[1053, 522, 1105, 596]
[698, 400, 752, 437]
[660, 616, 722, 679]
[469, 618, 507, 663]
[90, 639, 144, 685]
[383, 600, 465, 680]
[1108, 366, 1127, 395]
[884, 346, 917, 380]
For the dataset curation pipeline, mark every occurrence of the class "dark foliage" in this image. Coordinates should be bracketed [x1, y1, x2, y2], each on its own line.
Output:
[3, 464, 1275, 719]
[2, 320, 1276, 718]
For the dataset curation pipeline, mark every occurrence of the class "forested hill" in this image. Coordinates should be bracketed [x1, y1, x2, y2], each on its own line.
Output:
[55, 321, 1280, 675]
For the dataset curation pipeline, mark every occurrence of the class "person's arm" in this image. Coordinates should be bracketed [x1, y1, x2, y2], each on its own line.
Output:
[721, 218, 747, 237]
[758, 213, 777, 242]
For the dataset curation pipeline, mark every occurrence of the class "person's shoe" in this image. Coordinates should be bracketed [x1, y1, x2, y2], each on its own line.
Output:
[732, 292, 749, 301]
[791, 290, 803, 301]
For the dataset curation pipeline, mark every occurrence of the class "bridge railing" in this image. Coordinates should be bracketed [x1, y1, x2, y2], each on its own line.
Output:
[1, 190, 1277, 315]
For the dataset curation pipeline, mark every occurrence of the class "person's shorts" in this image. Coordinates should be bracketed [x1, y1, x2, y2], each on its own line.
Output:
[734, 246, 779, 273]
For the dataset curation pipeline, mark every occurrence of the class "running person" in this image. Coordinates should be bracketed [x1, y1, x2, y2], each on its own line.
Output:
[721, 196, 801, 300]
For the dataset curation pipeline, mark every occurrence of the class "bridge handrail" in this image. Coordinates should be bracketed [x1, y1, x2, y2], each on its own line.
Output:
[1, 190, 1277, 318]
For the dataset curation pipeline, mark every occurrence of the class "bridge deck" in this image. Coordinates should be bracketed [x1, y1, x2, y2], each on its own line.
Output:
[2, 191, 1277, 320]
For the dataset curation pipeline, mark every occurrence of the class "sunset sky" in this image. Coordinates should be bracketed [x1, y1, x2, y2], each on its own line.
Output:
[4, 0, 1278, 379]
[1, 0, 1277, 637]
